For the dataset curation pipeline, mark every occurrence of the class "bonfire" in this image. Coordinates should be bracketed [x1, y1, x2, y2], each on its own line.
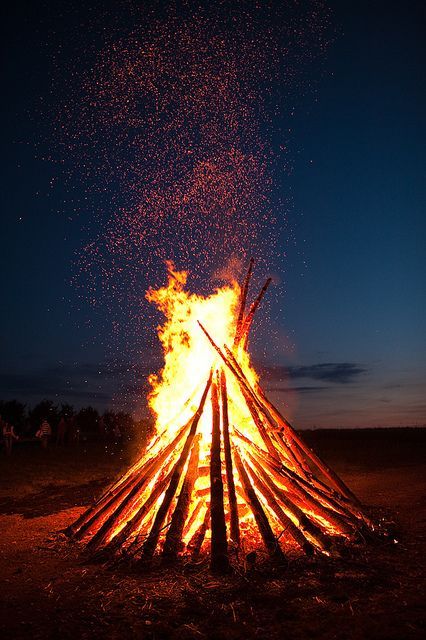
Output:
[66, 260, 375, 571]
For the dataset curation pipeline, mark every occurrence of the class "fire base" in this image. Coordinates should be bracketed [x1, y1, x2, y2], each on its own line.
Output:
[66, 261, 376, 572]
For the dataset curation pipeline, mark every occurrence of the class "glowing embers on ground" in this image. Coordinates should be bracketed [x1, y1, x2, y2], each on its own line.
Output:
[66, 260, 375, 572]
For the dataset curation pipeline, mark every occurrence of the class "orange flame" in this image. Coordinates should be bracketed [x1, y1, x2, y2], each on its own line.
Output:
[142, 262, 266, 543]
[92, 262, 358, 554]
[146, 261, 260, 448]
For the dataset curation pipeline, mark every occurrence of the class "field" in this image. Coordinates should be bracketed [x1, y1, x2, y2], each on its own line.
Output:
[0, 429, 425, 640]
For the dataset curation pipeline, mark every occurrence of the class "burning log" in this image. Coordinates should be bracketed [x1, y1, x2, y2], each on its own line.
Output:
[231, 428, 334, 550]
[220, 369, 240, 547]
[239, 277, 272, 349]
[245, 451, 333, 553]
[234, 447, 284, 561]
[240, 384, 281, 460]
[209, 377, 230, 573]
[242, 457, 315, 556]
[68, 261, 377, 572]
[182, 498, 204, 540]
[233, 424, 366, 528]
[162, 435, 200, 562]
[203, 323, 322, 500]
[65, 437, 173, 538]
[234, 257, 254, 347]
[71, 423, 190, 542]
[254, 384, 360, 504]
[101, 466, 176, 558]
[188, 506, 210, 560]
[249, 448, 355, 536]
[224, 346, 310, 477]
[140, 373, 212, 563]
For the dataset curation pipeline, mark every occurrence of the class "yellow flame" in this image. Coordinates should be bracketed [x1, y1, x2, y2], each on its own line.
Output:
[102, 262, 353, 553]
[146, 261, 260, 449]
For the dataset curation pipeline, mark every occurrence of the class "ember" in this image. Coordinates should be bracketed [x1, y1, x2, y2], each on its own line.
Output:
[66, 260, 375, 570]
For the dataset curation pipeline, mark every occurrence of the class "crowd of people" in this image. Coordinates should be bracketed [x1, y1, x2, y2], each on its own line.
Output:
[0, 405, 148, 457]
[1, 419, 19, 456]
[0, 414, 73, 455]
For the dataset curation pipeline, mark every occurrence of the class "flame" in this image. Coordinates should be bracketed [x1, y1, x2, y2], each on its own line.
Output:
[142, 261, 266, 544]
[85, 262, 358, 555]
[146, 261, 260, 449]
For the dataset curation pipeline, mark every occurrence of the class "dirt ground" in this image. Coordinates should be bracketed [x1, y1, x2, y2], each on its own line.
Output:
[0, 429, 425, 640]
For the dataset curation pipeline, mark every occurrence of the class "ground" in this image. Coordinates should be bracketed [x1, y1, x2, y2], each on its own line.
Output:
[0, 429, 425, 640]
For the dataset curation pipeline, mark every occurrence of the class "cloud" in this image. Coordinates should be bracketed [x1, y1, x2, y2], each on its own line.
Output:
[0, 358, 156, 407]
[0, 357, 368, 411]
[0, 372, 111, 400]
[260, 362, 367, 385]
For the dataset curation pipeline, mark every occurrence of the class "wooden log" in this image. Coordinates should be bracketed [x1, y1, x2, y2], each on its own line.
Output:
[246, 451, 332, 553]
[228, 346, 361, 506]
[250, 448, 354, 536]
[69, 383, 206, 540]
[201, 300, 360, 508]
[198, 323, 363, 529]
[197, 324, 279, 464]
[238, 277, 272, 348]
[220, 369, 240, 546]
[87, 466, 170, 550]
[254, 383, 360, 504]
[182, 499, 204, 540]
[78, 425, 171, 521]
[233, 448, 284, 561]
[243, 458, 316, 556]
[65, 448, 158, 538]
[233, 426, 362, 525]
[210, 378, 229, 574]
[224, 347, 310, 479]
[198, 322, 307, 481]
[270, 431, 311, 476]
[232, 426, 343, 531]
[66, 413, 193, 539]
[198, 321, 241, 374]
[272, 432, 313, 477]
[239, 383, 282, 460]
[83, 422, 189, 548]
[162, 436, 200, 562]
[140, 373, 212, 563]
[279, 460, 368, 525]
[73, 422, 190, 542]
[188, 506, 210, 560]
[95, 465, 175, 558]
[233, 258, 254, 347]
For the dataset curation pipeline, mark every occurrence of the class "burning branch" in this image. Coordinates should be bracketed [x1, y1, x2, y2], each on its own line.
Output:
[67, 261, 378, 571]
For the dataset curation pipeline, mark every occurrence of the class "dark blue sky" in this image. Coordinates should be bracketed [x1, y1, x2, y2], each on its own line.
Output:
[1, 0, 425, 426]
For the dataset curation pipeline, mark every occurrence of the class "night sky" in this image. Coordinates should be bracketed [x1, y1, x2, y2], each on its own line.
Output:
[1, 0, 425, 427]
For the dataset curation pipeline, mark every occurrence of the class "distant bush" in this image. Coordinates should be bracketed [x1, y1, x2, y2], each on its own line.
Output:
[0, 398, 152, 442]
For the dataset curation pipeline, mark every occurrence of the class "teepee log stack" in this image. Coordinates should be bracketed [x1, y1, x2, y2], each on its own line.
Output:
[66, 260, 376, 572]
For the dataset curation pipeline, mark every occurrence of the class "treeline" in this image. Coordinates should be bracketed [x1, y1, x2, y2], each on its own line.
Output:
[0, 399, 154, 443]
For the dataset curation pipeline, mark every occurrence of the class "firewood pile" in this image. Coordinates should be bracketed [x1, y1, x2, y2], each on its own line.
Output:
[66, 260, 376, 572]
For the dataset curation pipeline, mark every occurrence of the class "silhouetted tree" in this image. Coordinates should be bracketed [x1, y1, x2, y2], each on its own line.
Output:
[29, 400, 59, 432]
[59, 403, 75, 420]
[0, 398, 147, 445]
[133, 417, 155, 446]
[77, 406, 100, 433]
[0, 400, 26, 433]
[102, 410, 117, 438]
[114, 412, 134, 440]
